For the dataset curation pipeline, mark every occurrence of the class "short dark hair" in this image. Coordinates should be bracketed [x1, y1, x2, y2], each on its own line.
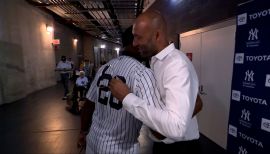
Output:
[120, 26, 149, 67]
[121, 26, 133, 47]
[61, 56, 66, 60]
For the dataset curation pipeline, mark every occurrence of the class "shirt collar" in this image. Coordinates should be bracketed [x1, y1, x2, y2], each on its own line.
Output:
[153, 43, 175, 60]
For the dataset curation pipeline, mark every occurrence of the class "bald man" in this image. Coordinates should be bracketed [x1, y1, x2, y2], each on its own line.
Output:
[109, 10, 201, 154]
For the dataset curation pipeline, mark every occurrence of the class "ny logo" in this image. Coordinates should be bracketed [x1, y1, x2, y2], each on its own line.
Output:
[236, 55, 243, 61]
[232, 90, 241, 102]
[235, 53, 244, 64]
[238, 146, 248, 154]
[241, 109, 250, 121]
[238, 13, 247, 26]
[245, 70, 254, 82]
[248, 28, 259, 40]
[266, 74, 270, 87]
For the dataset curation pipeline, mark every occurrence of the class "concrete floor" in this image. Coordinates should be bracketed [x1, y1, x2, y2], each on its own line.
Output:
[0, 84, 225, 154]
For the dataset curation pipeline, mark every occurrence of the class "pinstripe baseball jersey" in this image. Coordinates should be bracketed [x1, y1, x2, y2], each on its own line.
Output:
[85, 56, 163, 154]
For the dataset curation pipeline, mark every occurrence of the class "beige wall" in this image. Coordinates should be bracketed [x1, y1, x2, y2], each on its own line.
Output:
[0, 0, 56, 105]
[180, 19, 236, 149]
[0, 0, 121, 105]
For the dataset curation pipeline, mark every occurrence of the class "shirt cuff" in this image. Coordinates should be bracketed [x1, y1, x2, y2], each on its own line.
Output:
[122, 93, 139, 109]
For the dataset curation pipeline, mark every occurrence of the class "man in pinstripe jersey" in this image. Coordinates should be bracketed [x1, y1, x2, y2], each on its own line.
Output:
[78, 27, 162, 154]
[109, 10, 202, 154]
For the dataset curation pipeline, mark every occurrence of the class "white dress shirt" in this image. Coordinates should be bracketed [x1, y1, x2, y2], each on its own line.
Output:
[56, 61, 72, 74]
[123, 43, 199, 143]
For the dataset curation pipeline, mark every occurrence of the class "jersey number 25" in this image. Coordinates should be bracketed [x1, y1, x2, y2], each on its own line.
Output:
[97, 65, 126, 110]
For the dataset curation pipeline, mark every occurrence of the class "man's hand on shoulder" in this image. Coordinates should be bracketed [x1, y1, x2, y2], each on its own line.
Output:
[109, 78, 130, 101]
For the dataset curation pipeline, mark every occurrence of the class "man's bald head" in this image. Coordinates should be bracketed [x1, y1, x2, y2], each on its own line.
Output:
[132, 10, 169, 57]
[135, 10, 167, 36]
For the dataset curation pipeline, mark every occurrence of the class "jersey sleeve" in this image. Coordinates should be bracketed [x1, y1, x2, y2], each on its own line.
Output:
[86, 68, 102, 103]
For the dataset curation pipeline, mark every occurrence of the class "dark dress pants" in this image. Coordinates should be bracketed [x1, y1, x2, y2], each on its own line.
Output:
[153, 139, 201, 154]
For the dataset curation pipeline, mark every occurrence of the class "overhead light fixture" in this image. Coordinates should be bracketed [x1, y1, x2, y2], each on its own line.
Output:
[100, 44, 106, 49]
[46, 24, 53, 33]
[115, 47, 120, 52]
[170, 0, 183, 5]
[101, 34, 107, 39]
[115, 47, 120, 56]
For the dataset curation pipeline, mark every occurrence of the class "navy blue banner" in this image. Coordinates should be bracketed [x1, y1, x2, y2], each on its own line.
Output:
[227, 0, 270, 154]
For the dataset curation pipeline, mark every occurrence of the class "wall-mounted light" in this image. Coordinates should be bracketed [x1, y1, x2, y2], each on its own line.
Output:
[73, 38, 78, 47]
[46, 24, 54, 33]
[100, 44, 106, 49]
[73, 38, 78, 43]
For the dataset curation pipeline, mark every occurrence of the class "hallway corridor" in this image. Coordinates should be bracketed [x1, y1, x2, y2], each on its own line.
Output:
[0, 84, 81, 154]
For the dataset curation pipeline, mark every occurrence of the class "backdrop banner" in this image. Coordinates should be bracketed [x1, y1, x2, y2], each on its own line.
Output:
[227, 0, 270, 154]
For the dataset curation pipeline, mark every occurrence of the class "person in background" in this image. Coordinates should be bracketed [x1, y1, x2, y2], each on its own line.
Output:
[68, 70, 89, 113]
[67, 57, 75, 80]
[82, 59, 94, 86]
[75, 71, 88, 100]
[109, 10, 201, 154]
[79, 60, 84, 71]
[68, 70, 88, 114]
[67, 57, 74, 69]
[55, 55, 72, 100]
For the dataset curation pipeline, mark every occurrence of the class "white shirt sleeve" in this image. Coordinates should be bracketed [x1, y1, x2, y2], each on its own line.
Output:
[123, 62, 198, 141]
[56, 61, 62, 69]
